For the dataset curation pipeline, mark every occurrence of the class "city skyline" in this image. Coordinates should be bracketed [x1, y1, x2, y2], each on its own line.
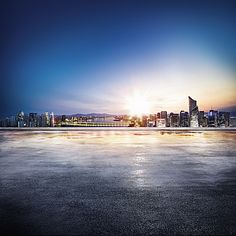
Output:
[1, 95, 235, 117]
[1, 96, 235, 128]
[1, 0, 236, 117]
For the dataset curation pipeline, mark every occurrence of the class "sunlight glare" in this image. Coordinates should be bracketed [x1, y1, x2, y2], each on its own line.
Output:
[126, 91, 151, 116]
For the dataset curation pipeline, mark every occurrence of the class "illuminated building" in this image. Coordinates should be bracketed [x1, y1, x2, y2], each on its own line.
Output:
[50, 112, 55, 127]
[41, 112, 50, 127]
[189, 96, 199, 127]
[218, 112, 230, 127]
[29, 113, 37, 127]
[179, 111, 189, 127]
[17, 111, 25, 127]
[198, 111, 208, 127]
[208, 110, 218, 127]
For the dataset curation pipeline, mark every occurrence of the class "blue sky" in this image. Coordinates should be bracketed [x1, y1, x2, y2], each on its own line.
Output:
[1, 0, 236, 116]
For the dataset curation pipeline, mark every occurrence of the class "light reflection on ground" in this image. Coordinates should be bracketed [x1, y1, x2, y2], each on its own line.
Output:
[0, 130, 235, 235]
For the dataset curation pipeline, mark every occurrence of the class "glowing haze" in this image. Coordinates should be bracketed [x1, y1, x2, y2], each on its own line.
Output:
[1, 0, 236, 116]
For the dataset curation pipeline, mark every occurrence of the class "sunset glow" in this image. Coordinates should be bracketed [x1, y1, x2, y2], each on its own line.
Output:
[126, 91, 151, 116]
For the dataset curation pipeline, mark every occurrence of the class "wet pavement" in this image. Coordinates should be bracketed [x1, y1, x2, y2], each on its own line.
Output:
[0, 130, 236, 235]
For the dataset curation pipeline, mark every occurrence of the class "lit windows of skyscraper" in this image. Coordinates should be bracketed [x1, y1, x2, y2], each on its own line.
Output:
[29, 113, 37, 127]
[50, 112, 55, 127]
[41, 112, 50, 127]
[179, 111, 189, 127]
[198, 111, 208, 127]
[208, 110, 218, 127]
[188, 96, 199, 127]
[218, 112, 230, 127]
[17, 111, 24, 127]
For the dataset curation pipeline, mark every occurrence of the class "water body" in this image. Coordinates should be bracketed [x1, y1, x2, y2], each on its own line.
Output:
[0, 130, 235, 235]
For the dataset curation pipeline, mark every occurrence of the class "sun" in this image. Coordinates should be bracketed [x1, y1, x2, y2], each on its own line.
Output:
[126, 91, 151, 117]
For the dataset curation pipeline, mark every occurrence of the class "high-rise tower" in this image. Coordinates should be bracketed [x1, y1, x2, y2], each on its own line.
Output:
[188, 96, 199, 127]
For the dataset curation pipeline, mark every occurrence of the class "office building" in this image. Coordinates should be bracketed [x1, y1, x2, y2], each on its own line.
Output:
[189, 96, 199, 127]
[29, 113, 38, 127]
[169, 113, 179, 127]
[208, 110, 218, 127]
[218, 112, 230, 127]
[179, 111, 189, 127]
[17, 111, 25, 127]
[160, 111, 168, 126]
[198, 111, 208, 127]
[41, 112, 50, 127]
[50, 112, 55, 127]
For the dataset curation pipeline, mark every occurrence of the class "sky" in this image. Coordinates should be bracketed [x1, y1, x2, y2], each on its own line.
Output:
[1, 0, 236, 116]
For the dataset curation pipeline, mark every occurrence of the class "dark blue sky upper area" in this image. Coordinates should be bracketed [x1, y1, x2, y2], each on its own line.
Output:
[1, 0, 236, 116]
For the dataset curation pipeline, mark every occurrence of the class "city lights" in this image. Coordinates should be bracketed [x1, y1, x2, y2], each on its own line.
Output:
[0, 96, 235, 128]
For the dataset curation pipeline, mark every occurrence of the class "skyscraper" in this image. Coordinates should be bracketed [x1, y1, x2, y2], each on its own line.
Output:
[198, 111, 207, 127]
[208, 110, 218, 127]
[41, 112, 50, 127]
[160, 111, 167, 119]
[179, 111, 189, 127]
[169, 113, 179, 127]
[29, 113, 37, 127]
[188, 96, 199, 127]
[50, 112, 55, 127]
[17, 111, 24, 127]
[218, 112, 230, 127]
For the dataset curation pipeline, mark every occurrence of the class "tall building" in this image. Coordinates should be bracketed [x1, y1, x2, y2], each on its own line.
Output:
[198, 111, 208, 127]
[218, 112, 230, 127]
[160, 111, 167, 120]
[179, 111, 189, 127]
[160, 111, 166, 123]
[188, 96, 199, 127]
[208, 110, 218, 127]
[169, 113, 179, 127]
[17, 111, 25, 127]
[41, 112, 50, 127]
[50, 112, 55, 127]
[160, 111, 170, 127]
[29, 113, 37, 127]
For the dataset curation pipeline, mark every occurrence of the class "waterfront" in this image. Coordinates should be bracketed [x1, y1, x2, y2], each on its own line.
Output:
[0, 130, 236, 235]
